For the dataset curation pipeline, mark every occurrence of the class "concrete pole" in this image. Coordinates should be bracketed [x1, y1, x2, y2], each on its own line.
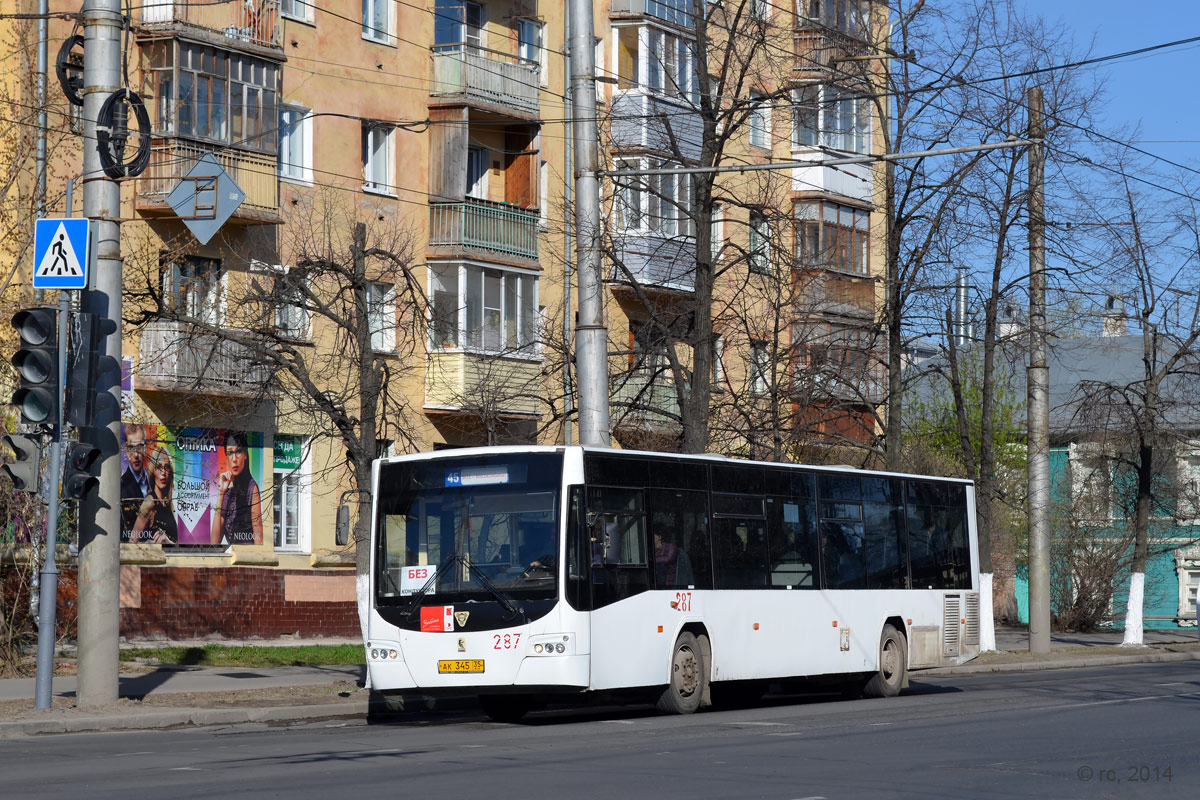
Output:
[1026, 87, 1051, 655]
[33, 0, 48, 303]
[76, 0, 125, 707]
[568, 0, 610, 448]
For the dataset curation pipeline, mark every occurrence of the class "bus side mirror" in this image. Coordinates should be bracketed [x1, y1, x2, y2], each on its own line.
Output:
[336, 504, 350, 547]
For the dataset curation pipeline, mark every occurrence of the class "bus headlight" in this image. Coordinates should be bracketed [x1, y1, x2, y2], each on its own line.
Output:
[529, 634, 573, 657]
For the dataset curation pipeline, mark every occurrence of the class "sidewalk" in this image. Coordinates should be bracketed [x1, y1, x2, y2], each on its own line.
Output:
[1, 628, 1197, 737]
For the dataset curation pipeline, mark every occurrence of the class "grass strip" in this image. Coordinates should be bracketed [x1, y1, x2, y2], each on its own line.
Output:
[119, 643, 363, 668]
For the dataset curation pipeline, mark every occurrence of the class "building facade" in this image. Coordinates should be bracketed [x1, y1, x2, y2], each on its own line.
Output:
[1, 0, 888, 639]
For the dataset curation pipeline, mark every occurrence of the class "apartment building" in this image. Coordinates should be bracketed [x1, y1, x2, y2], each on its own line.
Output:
[0, 0, 887, 638]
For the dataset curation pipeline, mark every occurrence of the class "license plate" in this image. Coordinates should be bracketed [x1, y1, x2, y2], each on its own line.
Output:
[438, 659, 484, 674]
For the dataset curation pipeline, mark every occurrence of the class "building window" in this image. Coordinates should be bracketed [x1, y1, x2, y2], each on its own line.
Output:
[749, 90, 769, 149]
[367, 282, 396, 352]
[792, 84, 871, 154]
[518, 18, 543, 66]
[362, 123, 394, 194]
[280, 0, 313, 23]
[798, 0, 871, 39]
[148, 41, 279, 154]
[1181, 566, 1200, 620]
[430, 263, 538, 354]
[750, 340, 770, 395]
[794, 201, 869, 275]
[362, 0, 392, 43]
[613, 158, 694, 237]
[713, 334, 725, 386]
[275, 270, 310, 340]
[467, 146, 488, 200]
[798, 324, 877, 398]
[164, 255, 222, 326]
[539, 160, 550, 231]
[278, 105, 312, 183]
[615, 24, 695, 100]
[750, 0, 770, 20]
[272, 435, 309, 552]
[710, 202, 724, 261]
[433, 0, 482, 51]
[749, 210, 771, 274]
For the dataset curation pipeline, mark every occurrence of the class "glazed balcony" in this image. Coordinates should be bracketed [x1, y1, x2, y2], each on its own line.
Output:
[135, 139, 280, 224]
[611, 368, 680, 430]
[138, 321, 272, 397]
[430, 45, 540, 118]
[137, 0, 281, 51]
[609, 0, 693, 27]
[425, 351, 543, 416]
[610, 90, 703, 161]
[428, 198, 539, 261]
[610, 231, 696, 292]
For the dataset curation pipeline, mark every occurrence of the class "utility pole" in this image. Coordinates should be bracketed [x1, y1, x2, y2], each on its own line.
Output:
[76, 0, 125, 707]
[1026, 86, 1050, 655]
[567, 0, 610, 448]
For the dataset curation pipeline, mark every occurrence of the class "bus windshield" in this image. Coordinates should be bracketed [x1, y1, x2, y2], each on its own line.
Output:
[375, 452, 563, 606]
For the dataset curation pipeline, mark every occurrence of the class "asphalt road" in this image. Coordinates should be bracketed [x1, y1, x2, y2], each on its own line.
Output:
[4, 663, 1197, 799]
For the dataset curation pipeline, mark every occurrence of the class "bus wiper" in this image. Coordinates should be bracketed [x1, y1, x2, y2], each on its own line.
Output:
[459, 557, 522, 619]
[401, 551, 460, 621]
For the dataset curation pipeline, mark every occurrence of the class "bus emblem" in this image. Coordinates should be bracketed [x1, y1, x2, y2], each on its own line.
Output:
[454, 611, 470, 627]
[457, 638, 466, 652]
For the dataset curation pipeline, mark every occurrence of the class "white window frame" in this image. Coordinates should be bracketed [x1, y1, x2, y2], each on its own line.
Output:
[362, 0, 393, 44]
[517, 18, 547, 86]
[749, 210, 771, 274]
[1175, 550, 1200, 622]
[710, 202, 724, 262]
[428, 262, 540, 357]
[280, 0, 313, 24]
[749, 90, 769, 149]
[750, 341, 770, 395]
[613, 157, 694, 238]
[1069, 442, 1113, 521]
[165, 255, 224, 326]
[713, 333, 725, 386]
[367, 281, 397, 352]
[279, 104, 313, 184]
[750, 0, 771, 21]
[467, 146, 489, 200]
[792, 84, 871, 155]
[272, 436, 311, 553]
[362, 123, 394, 195]
[276, 268, 311, 341]
[538, 159, 550, 231]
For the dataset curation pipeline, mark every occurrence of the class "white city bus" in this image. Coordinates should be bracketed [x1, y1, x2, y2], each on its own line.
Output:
[365, 446, 980, 720]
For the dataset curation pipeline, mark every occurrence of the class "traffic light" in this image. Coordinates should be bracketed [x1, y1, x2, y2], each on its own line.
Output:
[65, 311, 117, 428]
[11, 307, 59, 425]
[1, 433, 42, 492]
[62, 440, 101, 500]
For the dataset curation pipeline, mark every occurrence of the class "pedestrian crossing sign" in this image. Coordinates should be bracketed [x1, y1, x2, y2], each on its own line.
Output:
[33, 217, 90, 289]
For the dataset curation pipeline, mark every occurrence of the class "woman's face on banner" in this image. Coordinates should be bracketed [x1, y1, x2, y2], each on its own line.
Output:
[153, 449, 172, 491]
[227, 443, 247, 477]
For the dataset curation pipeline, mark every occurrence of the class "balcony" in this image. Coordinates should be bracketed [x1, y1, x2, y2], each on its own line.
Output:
[609, 0, 693, 27]
[135, 139, 280, 223]
[610, 231, 696, 292]
[429, 198, 539, 261]
[138, 0, 281, 51]
[138, 320, 272, 397]
[611, 368, 680, 430]
[430, 46, 540, 118]
[610, 90, 703, 162]
[425, 351, 543, 416]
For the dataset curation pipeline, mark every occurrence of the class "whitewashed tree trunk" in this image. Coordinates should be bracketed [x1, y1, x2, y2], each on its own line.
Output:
[1121, 571, 1145, 646]
[357, 572, 372, 689]
[979, 572, 996, 651]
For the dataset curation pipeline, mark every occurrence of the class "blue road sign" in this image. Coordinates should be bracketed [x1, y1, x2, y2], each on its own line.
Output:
[33, 217, 90, 290]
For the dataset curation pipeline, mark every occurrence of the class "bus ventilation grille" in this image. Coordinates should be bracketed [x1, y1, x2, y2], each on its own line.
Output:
[964, 592, 980, 646]
[943, 596, 961, 658]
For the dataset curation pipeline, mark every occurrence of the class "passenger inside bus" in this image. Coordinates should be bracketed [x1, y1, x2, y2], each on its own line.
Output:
[522, 523, 555, 571]
[653, 532, 694, 587]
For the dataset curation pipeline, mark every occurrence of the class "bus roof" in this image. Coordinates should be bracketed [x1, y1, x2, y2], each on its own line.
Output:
[376, 445, 974, 487]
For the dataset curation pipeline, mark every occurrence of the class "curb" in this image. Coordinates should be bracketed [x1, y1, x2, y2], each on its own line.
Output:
[924, 649, 1200, 677]
[0, 700, 368, 738]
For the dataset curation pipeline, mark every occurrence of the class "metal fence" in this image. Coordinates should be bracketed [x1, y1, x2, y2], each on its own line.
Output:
[429, 198, 539, 260]
[138, 0, 281, 50]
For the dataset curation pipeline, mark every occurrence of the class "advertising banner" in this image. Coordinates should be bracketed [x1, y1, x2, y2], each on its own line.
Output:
[120, 425, 266, 546]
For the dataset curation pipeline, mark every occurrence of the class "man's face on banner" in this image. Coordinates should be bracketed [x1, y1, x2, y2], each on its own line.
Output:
[125, 427, 147, 474]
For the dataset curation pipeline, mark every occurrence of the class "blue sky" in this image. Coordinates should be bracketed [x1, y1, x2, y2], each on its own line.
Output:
[1021, 0, 1200, 166]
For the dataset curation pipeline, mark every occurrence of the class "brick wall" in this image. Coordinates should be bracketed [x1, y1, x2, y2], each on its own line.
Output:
[120, 566, 359, 640]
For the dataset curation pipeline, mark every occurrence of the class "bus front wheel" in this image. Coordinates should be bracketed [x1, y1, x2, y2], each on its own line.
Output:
[656, 632, 706, 715]
[862, 623, 907, 698]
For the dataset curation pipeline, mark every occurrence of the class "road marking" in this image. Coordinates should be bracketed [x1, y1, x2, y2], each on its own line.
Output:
[729, 721, 789, 726]
[116, 751, 154, 756]
[462, 745, 487, 748]
[868, 722, 893, 726]
[1040, 690, 1200, 711]
[169, 767, 203, 771]
[766, 732, 805, 737]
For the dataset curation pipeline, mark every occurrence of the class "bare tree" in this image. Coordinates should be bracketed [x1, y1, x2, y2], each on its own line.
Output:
[123, 192, 428, 583]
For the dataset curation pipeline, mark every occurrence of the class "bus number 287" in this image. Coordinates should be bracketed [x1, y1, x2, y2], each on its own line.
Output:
[493, 633, 521, 650]
[673, 592, 692, 612]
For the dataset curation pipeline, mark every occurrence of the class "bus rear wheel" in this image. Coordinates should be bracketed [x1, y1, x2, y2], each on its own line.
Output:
[656, 632, 706, 715]
[479, 694, 530, 723]
[862, 623, 907, 698]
